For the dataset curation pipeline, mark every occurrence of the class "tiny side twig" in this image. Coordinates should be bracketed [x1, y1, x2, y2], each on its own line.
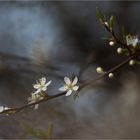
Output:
[103, 22, 132, 54]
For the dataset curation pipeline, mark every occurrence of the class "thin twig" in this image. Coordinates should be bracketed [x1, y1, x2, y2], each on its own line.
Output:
[103, 23, 132, 53]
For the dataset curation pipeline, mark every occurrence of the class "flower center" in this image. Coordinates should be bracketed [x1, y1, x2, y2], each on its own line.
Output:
[67, 84, 73, 90]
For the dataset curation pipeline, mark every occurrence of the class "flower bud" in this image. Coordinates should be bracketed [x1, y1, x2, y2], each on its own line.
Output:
[117, 47, 123, 54]
[96, 67, 104, 74]
[129, 60, 135, 66]
[108, 73, 114, 78]
[109, 41, 115, 46]
[104, 21, 109, 27]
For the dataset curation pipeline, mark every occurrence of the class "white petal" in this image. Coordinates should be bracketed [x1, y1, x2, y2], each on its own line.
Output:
[34, 89, 41, 94]
[33, 84, 40, 89]
[133, 39, 138, 46]
[59, 86, 67, 91]
[0, 106, 4, 112]
[34, 104, 39, 110]
[72, 77, 78, 85]
[40, 77, 46, 85]
[45, 80, 52, 87]
[64, 77, 71, 85]
[42, 86, 47, 91]
[73, 86, 79, 91]
[65, 90, 72, 96]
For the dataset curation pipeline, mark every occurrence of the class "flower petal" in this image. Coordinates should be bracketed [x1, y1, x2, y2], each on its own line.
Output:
[33, 84, 40, 89]
[59, 86, 67, 91]
[65, 90, 72, 96]
[0, 106, 4, 112]
[64, 77, 71, 85]
[72, 77, 78, 85]
[34, 89, 41, 94]
[73, 86, 79, 91]
[132, 39, 138, 46]
[40, 77, 46, 85]
[45, 80, 52, 87]
[42, 86, 47, 91]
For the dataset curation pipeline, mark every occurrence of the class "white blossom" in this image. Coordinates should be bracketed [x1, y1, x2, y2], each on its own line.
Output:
[28, 77, 51, 110]
[126, 35, 138, 47]
[59, 76, 79, 96]
[33, 77, 51, 94]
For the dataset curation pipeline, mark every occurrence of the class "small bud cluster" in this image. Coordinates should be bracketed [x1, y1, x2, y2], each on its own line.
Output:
[96, 67, 114, 79]
[115, 35, 139, 67]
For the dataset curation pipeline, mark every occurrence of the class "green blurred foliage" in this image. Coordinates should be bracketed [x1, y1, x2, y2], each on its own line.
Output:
[22, 123, 53, 139]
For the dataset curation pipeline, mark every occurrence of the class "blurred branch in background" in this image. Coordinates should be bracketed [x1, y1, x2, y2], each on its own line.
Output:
[0, 49, 63, 79]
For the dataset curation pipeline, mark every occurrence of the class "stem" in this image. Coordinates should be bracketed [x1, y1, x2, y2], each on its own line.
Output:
[104, 23, 132, 53]
[1, 50, 140, 115]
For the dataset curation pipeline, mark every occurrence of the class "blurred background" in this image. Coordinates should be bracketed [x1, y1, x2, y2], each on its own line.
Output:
[0, 1, 140, 139]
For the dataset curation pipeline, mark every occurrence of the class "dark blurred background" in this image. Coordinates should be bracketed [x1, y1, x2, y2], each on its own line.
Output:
[0, 1, 140, 139]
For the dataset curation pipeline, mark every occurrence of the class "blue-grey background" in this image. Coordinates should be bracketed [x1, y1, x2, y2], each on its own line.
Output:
[0, 1, 140, 139]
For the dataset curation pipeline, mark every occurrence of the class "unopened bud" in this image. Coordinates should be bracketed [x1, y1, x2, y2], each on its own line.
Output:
[129, 60, 135, 66]
[104, 21, 109, 27]
[109, 41, 115, 46]
[96, 67, 104, 74]
[108, 73, 114, 78]
[117, 48, 123, 54]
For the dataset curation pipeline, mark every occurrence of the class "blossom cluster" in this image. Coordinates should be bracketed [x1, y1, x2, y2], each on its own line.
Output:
[27, 76, 79, 109]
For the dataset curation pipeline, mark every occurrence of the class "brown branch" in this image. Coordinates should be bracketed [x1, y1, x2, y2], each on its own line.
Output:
[80, 50, 140, 88]
[1, 50, 140, 115]
[1, 92, 66, 115]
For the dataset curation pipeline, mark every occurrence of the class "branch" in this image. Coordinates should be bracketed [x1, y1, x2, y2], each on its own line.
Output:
[1, 50, 140, 115]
